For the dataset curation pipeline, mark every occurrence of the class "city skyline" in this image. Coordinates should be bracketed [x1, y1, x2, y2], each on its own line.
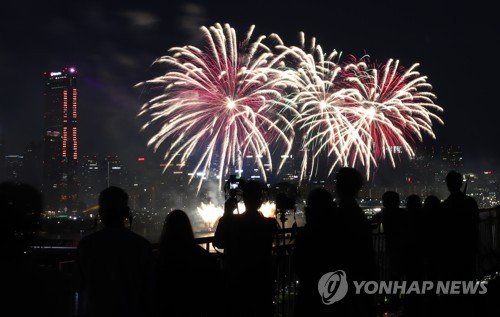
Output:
[1, 0, 499, 173]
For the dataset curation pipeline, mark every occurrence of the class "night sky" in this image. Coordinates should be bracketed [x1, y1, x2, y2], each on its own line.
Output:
[1, 0, 499, 172]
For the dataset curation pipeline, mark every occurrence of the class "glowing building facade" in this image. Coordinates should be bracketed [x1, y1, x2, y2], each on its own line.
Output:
[42, 67, 78, 212]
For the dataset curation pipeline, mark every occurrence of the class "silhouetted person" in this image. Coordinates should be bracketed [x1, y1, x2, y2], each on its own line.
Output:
[156, 209, 223, 317]
[434, 171, 479, 317]
[0, 182, 72, 317]
[331, 167, 377, 316]
[302, 187, 336, 227]
[406, 194, 422, 216]
[441, 171, 479, 281]
[378, 191, 413, 282]
[423, 195, 440, 211]
[76, 186, 153, 317]
[369, 190, 413, 313]
[293, 187, 338, 316]
[214, 180, 278, 317]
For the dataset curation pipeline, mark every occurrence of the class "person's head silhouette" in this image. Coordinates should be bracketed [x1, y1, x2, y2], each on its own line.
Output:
[160, 209, 194, 251]
[445, 171, 463, 194]
[335, 167, 363, 200]
[305, 188, 335, 225]
[406, 194, 422, 212]
[382, 191, 400, 209]
[242, 180, 264, 213]
[98, 186, 130, 228]
[424, 195, 440, 210]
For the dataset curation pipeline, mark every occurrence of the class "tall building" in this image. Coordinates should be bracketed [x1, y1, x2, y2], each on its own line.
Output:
[42, 67, 79, 212]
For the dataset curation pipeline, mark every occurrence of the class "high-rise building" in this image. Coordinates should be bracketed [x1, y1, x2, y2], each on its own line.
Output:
[42, 67, 79, 212]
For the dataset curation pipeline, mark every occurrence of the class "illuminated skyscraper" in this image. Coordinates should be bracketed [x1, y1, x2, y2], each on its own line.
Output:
[42, 67, 79, 212]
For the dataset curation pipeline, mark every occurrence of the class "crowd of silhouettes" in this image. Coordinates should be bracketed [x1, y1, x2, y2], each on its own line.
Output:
[1, 167, 499, 317]
[367, 170, 482, 317]
[294, 167, 377, 317]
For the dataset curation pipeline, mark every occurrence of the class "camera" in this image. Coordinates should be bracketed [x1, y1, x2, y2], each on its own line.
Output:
[229, 181, 239, 190]
[224, 175, 245, 200]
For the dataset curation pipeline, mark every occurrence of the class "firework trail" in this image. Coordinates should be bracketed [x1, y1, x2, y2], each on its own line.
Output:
[137, 23, 295, 191]
[341, 57, 443, 176]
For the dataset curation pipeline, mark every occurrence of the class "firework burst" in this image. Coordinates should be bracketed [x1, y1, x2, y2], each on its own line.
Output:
[138, 24, 443, 185]
[341, 57, 443, 176]
[276, 33, 443, 180]
[276, 34, 367, 181]
[137, 23, 295, 190]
